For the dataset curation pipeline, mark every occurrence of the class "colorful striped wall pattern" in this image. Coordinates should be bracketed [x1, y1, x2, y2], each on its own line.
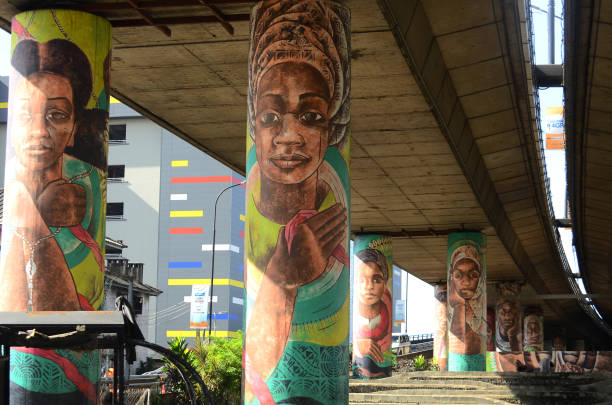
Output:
[171, 176, 243, 184]
[169, 227, 203, 234]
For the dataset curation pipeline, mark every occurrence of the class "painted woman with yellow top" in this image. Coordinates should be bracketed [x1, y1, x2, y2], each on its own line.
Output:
[245, 1, 351, 403]
[0, 9, 110, 404]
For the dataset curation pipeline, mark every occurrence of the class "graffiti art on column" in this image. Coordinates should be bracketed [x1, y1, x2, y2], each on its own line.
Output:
[493, 351, 554, 372]
[244, 1, 351, 403]
[491, 351, 612, 373]
[447, 233, 486, 371]
[495, 300, 521, 351]
[523, 306, 543, 352]
[485, 307, 496, 371]
[352, 235, 393, 379]
[0, 9, 110, 404]
[486, 307, 495, 351]
[495, 282, 522, 352]
[433, 283, 448, 371]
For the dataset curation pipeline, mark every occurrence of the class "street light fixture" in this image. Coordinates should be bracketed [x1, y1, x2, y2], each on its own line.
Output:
[208, 180, 246, 339]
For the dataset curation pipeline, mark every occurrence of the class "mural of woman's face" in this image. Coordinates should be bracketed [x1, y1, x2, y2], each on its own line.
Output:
[12, 72, 76, 171]
[526, 320, 541, 341]
[254, 62, 330, 185]
[451, 258, 480, 299]
[498, 301, 517, 332]
[358, 261, 385, 306]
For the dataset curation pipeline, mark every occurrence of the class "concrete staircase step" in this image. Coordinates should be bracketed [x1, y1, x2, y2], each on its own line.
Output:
[349, 392, 513, 404]
[348, 372, 612, 405]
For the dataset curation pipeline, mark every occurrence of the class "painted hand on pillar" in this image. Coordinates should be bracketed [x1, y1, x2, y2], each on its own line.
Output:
[37, 180, 86, 227]
[266, 203, 347, 290]
[356, 338, 384, 363]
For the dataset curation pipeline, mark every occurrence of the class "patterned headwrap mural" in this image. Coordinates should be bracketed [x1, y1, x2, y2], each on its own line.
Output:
[248, 0, 350, 147]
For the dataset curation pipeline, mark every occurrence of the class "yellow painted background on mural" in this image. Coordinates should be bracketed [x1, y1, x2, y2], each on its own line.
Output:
[12, 10, 111, 110]
[171, 160, 189, 167]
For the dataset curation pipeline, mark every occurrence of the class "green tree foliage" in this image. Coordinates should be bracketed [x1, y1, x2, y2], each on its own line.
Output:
[162, 337, 197, 403]
[162, 332, 243, 404]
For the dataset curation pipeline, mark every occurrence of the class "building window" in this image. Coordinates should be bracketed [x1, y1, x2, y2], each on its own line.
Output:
[133, 296, 143, 315]
[109, 124, 127, 144]
[108, 165, 126, 182]
[107, 202, 125, 220]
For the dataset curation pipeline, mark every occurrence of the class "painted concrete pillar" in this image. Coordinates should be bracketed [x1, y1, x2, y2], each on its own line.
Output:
[447, 232, 487, 371]
[523, 306, 544, 351]
[352, 235, 393, 378]
[0, 9, 111, 404]
[244, 1, 351, 403]
[433, 283, 448, 371]
[495, 282, 522, 352]
[486, 307, 496, 351]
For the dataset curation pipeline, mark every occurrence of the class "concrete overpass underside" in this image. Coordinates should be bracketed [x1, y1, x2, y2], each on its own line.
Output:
[566, 0, 612, 335]
[1, 0, 608, 345]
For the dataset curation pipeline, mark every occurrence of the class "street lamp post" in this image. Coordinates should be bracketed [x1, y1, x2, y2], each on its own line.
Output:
[208, 180, 246, 339]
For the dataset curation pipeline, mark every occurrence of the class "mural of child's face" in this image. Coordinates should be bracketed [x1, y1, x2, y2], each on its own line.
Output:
[254, 62, 330, 185]
[12, 72, 76, 171]
[358, 261, 385, 306]
[450, 258, 480, 299]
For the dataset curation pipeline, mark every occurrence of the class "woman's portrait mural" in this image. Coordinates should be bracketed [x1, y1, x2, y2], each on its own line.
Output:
[523, 306, 543, 352]
[433, 283, 448, 371]
[495, 299, 522, 352]
[447, 233, 487, 371]
[245, 1, 350, 403]
[352, 235, 393, 379]
[495, 282, 522, 352]
[0, 10, 111, 404]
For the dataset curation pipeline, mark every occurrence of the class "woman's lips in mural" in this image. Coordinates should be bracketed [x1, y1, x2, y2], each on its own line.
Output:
[270, 153, 310, 169]
[24, 144, 52, 155]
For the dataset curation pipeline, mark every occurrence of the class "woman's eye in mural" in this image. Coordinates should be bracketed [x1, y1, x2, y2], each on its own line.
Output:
[299, 111, 325, 125]
[46, 109, 70, 123]
[373, 275, 383, 284]
[260, 111, 280, 127]
[469, 271, 480, 280]
[453, 271, 462, 280]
